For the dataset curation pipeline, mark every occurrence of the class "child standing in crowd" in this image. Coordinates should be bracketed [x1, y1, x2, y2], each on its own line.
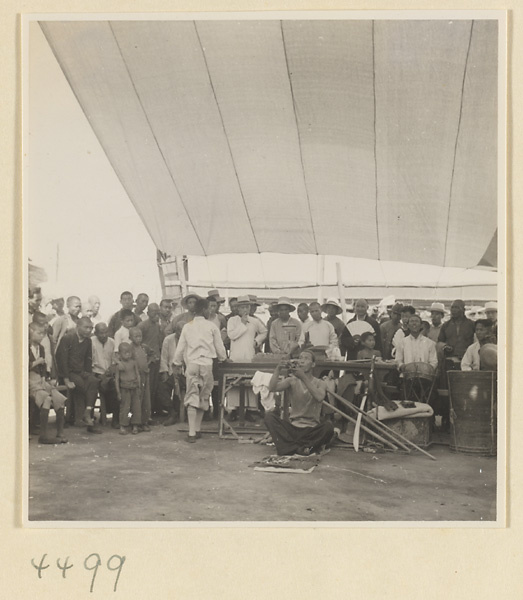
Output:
[357, 332, 382, 360]
[114, 309, 136, 350]
[28, 323, 68, 444]
[128, 327, 152, 432]
[115, 342, 141, 435]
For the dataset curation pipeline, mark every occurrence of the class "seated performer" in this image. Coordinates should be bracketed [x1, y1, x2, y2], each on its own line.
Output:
[265, 350, 334, 456]
[461, 319, 496, 371]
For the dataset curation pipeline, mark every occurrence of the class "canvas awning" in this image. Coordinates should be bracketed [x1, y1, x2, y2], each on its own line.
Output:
[40, 18, 498, 269]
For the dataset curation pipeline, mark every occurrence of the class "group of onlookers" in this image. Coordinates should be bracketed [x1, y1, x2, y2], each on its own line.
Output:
[28, 284, 498, 444]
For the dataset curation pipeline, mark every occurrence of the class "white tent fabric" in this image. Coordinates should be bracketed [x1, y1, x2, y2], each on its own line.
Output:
[40, 19, 498, 268]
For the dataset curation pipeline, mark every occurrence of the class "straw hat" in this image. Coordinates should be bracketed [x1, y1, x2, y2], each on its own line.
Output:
[181, 293, 201, 308]
[429, 302, 445, 315]
[207, 289, 225, 303]
[321, 298, 342, 315]
[275, 296, 296, 311]
[248, 294, 261, 307]
[484, 302, 498, 311]
[236, 295, 252, 306]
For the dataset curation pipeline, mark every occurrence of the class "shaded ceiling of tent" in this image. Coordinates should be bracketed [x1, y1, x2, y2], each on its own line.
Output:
[40, 19, 499, 268]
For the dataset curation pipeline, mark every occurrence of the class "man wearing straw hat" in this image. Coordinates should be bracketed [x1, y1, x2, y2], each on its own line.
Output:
[269, 297, 304, 356]
[168, 292, 201, 339]
[427, 302, 445, 343]
[484, 301, 498, 341]
[208, 289, 227, 329]
[380, 302, 403, 360]
[226, 295, 267, 417]
[266, 350, 334, 456]
[321, 298, 347, 354]
[173, 298, 227, 443]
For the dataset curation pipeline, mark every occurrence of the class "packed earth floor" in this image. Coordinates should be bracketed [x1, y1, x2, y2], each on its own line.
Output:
[28, 414, 497, 523]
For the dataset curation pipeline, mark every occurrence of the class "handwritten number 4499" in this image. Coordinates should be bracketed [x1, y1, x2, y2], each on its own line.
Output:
[31, 553, 126, 592]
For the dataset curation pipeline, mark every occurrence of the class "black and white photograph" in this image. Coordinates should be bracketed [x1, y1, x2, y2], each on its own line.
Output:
[23, 11, 505, 525]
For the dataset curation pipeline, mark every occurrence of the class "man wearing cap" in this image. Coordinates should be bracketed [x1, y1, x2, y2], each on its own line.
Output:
[269, 297, 304, 356]
[484, 302, 498, 341]
[265, 351, 334, 456]
[138, 303, 162, 417]
[427, 302, 445, 343]
[380, 303, 403, 360]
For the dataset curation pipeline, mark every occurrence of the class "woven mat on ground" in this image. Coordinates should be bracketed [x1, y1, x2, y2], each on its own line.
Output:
[249, 454, 321, 474]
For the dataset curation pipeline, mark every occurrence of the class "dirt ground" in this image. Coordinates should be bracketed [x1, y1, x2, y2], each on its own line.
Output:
[28, 416, 497, 523]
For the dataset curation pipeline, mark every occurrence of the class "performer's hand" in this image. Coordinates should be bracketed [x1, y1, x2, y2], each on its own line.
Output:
[173, 365, 183, 376]
[241, 314, 249, 324]
[292, 367, 306, 380]
[32, 357, 45, 366]
[64, 378, 75, 390]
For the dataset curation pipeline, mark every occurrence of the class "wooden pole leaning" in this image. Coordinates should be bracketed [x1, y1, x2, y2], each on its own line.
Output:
[322, 400, 400, 451]
[329, 390, 411, 453]
[327, 390, 437, 460]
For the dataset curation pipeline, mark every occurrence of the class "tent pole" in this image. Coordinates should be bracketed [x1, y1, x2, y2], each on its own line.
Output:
[317, 255, 325, 304]
[336, 262, 347, 323]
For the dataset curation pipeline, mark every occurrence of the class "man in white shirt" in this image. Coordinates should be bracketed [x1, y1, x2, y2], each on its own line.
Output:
[461, 319, 495, 371]
[303, 302, 338, 355]
[396, 314, 438, 403]
[173, 298, 227, 442]
[396, 314, 438, 371]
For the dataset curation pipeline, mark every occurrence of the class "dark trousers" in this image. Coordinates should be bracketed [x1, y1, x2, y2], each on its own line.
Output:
[158, 374, 180, 415]
[67, 372, 98, 423]
[264, 411, 334, 456]
[148, 361, 160, 414]
[119, 387, 141, 426]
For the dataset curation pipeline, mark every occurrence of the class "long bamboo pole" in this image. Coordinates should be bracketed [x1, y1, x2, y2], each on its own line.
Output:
[322, 401, 400, 451]
[327, 390, 436, 460]
[330, 391, 411, 453]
